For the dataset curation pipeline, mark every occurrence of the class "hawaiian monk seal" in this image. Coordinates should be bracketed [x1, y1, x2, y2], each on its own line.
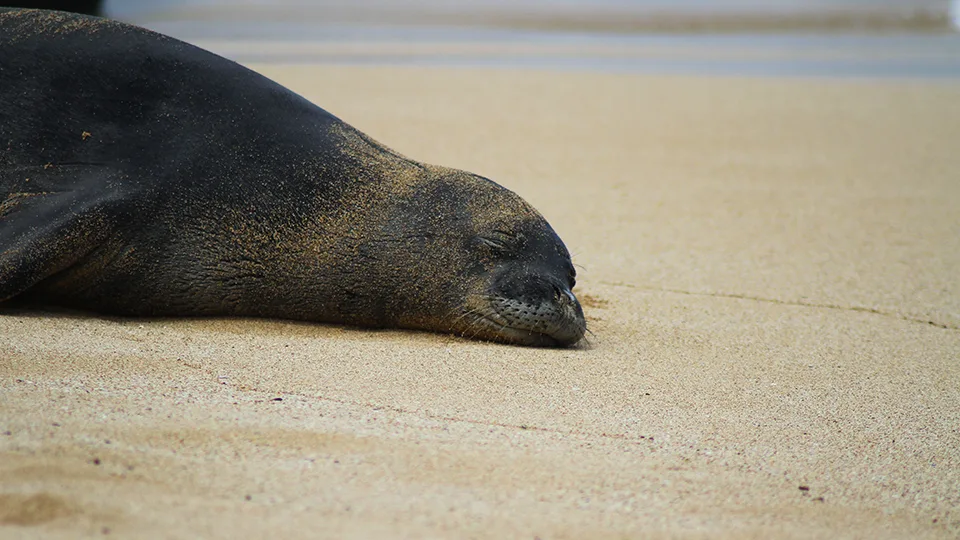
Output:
[0, 9, 586, 347]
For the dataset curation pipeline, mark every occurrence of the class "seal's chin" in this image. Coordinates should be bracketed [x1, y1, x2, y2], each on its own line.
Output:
[457, 288, 586, 347]
[473, 316, 567, 347]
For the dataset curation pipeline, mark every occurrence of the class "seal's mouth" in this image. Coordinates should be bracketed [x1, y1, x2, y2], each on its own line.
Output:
[472, 313, 567, 347]
[455, 289, 586, 347]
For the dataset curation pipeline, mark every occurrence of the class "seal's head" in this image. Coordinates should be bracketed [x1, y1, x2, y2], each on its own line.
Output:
[462, 216, 586, 347]
[365, 168, 586, 347]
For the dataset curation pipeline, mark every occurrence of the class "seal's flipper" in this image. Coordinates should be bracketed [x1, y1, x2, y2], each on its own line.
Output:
[0, 188, 118, 301]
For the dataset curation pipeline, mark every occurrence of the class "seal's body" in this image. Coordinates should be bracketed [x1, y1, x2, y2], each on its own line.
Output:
[0, 9, 585, 346]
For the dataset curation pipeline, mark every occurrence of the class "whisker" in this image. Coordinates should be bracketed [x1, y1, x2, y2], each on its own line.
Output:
[577, 325, 597, 348]
[492, 324, 510, 345]
[451, 307, 483, 329]
[465, 313, 489, 340]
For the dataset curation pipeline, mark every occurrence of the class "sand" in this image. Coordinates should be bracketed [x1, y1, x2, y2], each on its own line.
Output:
[1, 66, 958, 539]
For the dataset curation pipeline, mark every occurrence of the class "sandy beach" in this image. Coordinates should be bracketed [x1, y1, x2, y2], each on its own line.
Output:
[1, 65, 958, 538]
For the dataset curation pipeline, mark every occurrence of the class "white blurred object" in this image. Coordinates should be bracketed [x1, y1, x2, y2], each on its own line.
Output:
[952, 0, 960, 29]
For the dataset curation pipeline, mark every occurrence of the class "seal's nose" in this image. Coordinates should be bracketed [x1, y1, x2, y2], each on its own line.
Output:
[552, 282, 579, 308]
[549, 284, 586, 346]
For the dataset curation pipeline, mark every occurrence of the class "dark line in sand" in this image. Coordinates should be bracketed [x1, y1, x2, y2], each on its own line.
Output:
[600, 280, 957, 331]
[171, 357, 652, 444]
[318, 395, 646, 444]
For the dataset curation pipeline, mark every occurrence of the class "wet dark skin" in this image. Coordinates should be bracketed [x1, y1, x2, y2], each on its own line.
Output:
[0, 9, 586, 347]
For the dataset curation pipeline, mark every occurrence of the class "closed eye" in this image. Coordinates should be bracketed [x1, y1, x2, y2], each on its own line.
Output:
[479, 230, 518, 251]
[479, 236, 508, 250]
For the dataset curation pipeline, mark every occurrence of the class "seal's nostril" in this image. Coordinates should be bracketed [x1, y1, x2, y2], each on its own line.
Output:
[551, 283, 569, 302]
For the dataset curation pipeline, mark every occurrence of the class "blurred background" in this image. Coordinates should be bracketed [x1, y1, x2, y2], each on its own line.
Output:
[103, 0, 955, 32]
[8, 0, 960, 77]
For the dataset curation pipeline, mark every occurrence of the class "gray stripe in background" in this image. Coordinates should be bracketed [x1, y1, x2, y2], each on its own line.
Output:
[105, 0, 960, 79]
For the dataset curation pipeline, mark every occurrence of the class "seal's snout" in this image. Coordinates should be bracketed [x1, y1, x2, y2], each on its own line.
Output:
[483, 272, 587, 347]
